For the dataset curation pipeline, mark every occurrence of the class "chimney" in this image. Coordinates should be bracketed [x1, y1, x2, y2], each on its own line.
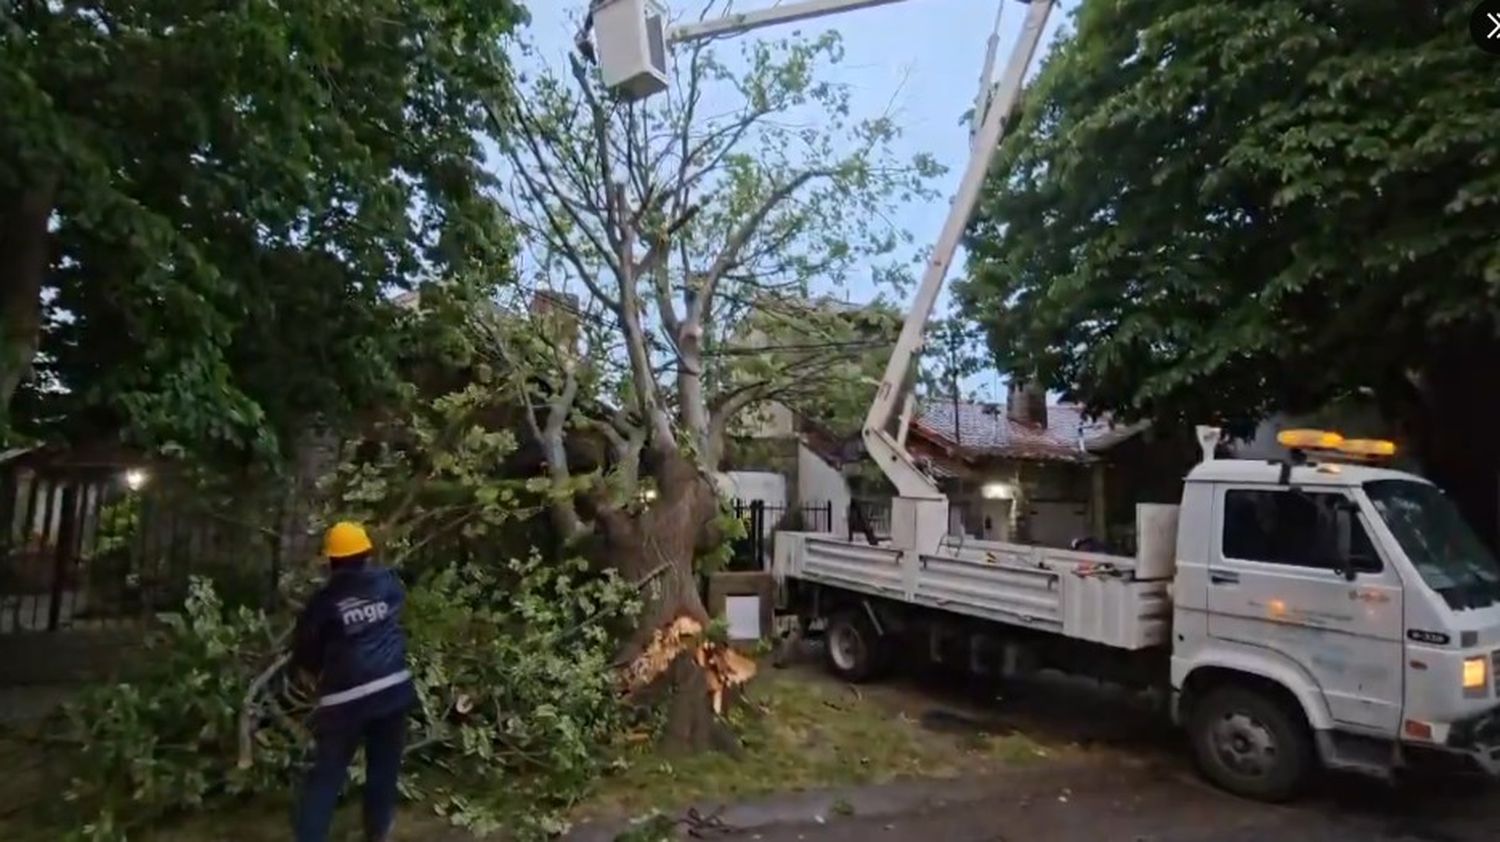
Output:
[1006, 379, 1048, 429]
[532, 290, 581, 354]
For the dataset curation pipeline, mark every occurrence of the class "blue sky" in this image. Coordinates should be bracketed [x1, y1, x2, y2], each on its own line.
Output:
[521, 1, 1075, 401]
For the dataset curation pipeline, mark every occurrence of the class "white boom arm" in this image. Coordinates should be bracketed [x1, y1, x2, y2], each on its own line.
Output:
[863, 0, 1052, 505]
[668, 0, 911, 43]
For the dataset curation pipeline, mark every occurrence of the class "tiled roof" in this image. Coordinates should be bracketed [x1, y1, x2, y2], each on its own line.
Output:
[912, 400, 1147, 464]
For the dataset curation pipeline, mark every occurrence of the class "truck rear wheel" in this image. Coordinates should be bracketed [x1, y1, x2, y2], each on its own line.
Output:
[1189, 684, 1313, 802]
[824, 611, 887, 683]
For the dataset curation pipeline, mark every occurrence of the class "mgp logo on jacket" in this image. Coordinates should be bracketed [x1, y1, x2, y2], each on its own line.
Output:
[337, 597, 391, 628]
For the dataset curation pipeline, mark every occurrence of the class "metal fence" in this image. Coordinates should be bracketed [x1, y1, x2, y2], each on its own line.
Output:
[726, 498, 896, 570]
[0, 460, 313, 635]
[728, 500, 833, 571]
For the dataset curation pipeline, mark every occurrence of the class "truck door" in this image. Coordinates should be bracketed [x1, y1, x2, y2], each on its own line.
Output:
[1208, 485, 1404, 735]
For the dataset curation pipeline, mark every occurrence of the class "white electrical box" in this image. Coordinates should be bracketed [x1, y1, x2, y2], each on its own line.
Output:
[593, 0, 670, 101]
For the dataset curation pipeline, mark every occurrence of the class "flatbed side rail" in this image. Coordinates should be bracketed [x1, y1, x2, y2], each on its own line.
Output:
[774, 531, 1171, 650]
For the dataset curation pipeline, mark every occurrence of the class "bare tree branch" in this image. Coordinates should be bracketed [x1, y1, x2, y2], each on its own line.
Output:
[570, 53, 622, 246]
[650, 251, 684, 346]
[490, 98, 624, 313]
[607, 181, 676, 452]
[689, 168, 832, 329]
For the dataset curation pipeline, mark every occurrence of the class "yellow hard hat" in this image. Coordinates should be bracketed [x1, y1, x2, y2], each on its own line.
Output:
[323, 521, 373, 560]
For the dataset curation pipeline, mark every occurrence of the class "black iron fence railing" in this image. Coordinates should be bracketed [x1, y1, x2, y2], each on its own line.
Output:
[726, 498, 893, 571]
[0, 463, 314, 635]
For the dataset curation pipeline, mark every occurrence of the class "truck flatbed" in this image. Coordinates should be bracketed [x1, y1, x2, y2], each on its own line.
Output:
[773, 532, 1172, 650]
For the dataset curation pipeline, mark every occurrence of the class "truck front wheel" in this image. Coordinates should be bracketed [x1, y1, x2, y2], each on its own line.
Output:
[1188, 684, 1312, 802]
[824, 611, 887, 683]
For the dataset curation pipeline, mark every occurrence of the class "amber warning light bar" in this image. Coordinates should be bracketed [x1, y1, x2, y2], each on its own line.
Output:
[1276, 429, 1397, 459]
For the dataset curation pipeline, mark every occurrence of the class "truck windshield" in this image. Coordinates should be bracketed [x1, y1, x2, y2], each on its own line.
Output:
[1364, 480, 1500, 610]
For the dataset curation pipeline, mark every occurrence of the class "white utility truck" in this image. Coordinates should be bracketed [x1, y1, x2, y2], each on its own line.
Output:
[775, 429, 1500, 800]
[583, 0, 1500, 800]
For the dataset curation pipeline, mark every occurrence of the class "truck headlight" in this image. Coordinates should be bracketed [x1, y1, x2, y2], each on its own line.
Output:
[1462, 656, 1489, 696]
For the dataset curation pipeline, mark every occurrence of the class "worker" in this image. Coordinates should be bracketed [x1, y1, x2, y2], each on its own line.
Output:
[290, 521, 415, 842]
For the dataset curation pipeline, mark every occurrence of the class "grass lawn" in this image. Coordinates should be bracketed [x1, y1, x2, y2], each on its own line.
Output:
[579, 666, 1052, 821]
[1, 666, 1056, 840]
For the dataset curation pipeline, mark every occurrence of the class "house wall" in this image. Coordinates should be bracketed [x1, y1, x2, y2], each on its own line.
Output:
[941, 459, 1098, 548]
[716, 471, 787, 506]
[714, 471, 788, 554]
[720, 435, 855, 534]
[1017, 460, 1094, 547]
[941, 472, 1019, 541]
[797, 442, 851, 535]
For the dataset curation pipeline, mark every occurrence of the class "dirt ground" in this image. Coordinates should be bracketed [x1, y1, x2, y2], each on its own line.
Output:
[632, 659, 1500, 842]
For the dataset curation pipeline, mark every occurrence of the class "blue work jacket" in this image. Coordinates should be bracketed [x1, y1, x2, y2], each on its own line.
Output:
[290, 560, 415, 729]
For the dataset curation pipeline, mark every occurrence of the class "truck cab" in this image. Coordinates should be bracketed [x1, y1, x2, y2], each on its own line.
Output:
[1171, 438, 1500, 799]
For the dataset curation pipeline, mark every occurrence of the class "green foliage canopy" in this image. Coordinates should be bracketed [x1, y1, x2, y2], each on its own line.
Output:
[961, 0, 1500, 537]
[1, 0, 524, 461]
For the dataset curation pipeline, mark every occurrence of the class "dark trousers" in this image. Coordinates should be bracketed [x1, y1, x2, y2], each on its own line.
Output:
[294, 707, 407, 842]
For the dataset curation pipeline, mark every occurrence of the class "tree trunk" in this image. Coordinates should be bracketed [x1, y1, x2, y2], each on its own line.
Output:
[677, 328, 710, 455]
[0, 181, 55, 417]
[595, 446, 736, 752]
[659, 651, 742, 755]
[611, 450, 714, 646]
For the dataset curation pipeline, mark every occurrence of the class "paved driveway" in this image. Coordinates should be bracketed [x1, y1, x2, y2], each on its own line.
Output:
[639, 665, 1500, 842]
[739, 758, 1497, 842]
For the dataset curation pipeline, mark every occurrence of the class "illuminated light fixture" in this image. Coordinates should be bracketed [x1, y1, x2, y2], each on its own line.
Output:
[1462, 656, 1488, 692]
[980, 482, 1014, 500]
[641, 488, 658, 502]
[1276, 429, 1344, 450]
[124, 469, 149, 491]
[1266, 598, 1287, 619]
[1338, 438, 1397, 458]
[1403, 719, 1433, 741]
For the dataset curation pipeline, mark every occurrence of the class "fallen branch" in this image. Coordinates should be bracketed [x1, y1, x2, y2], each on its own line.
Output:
[682, 805, 737, 838]
[236, 563, 670, 770]
[237, 653, 291, 769]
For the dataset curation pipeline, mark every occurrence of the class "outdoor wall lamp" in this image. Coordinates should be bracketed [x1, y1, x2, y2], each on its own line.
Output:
[980, 482, 1014, 500]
